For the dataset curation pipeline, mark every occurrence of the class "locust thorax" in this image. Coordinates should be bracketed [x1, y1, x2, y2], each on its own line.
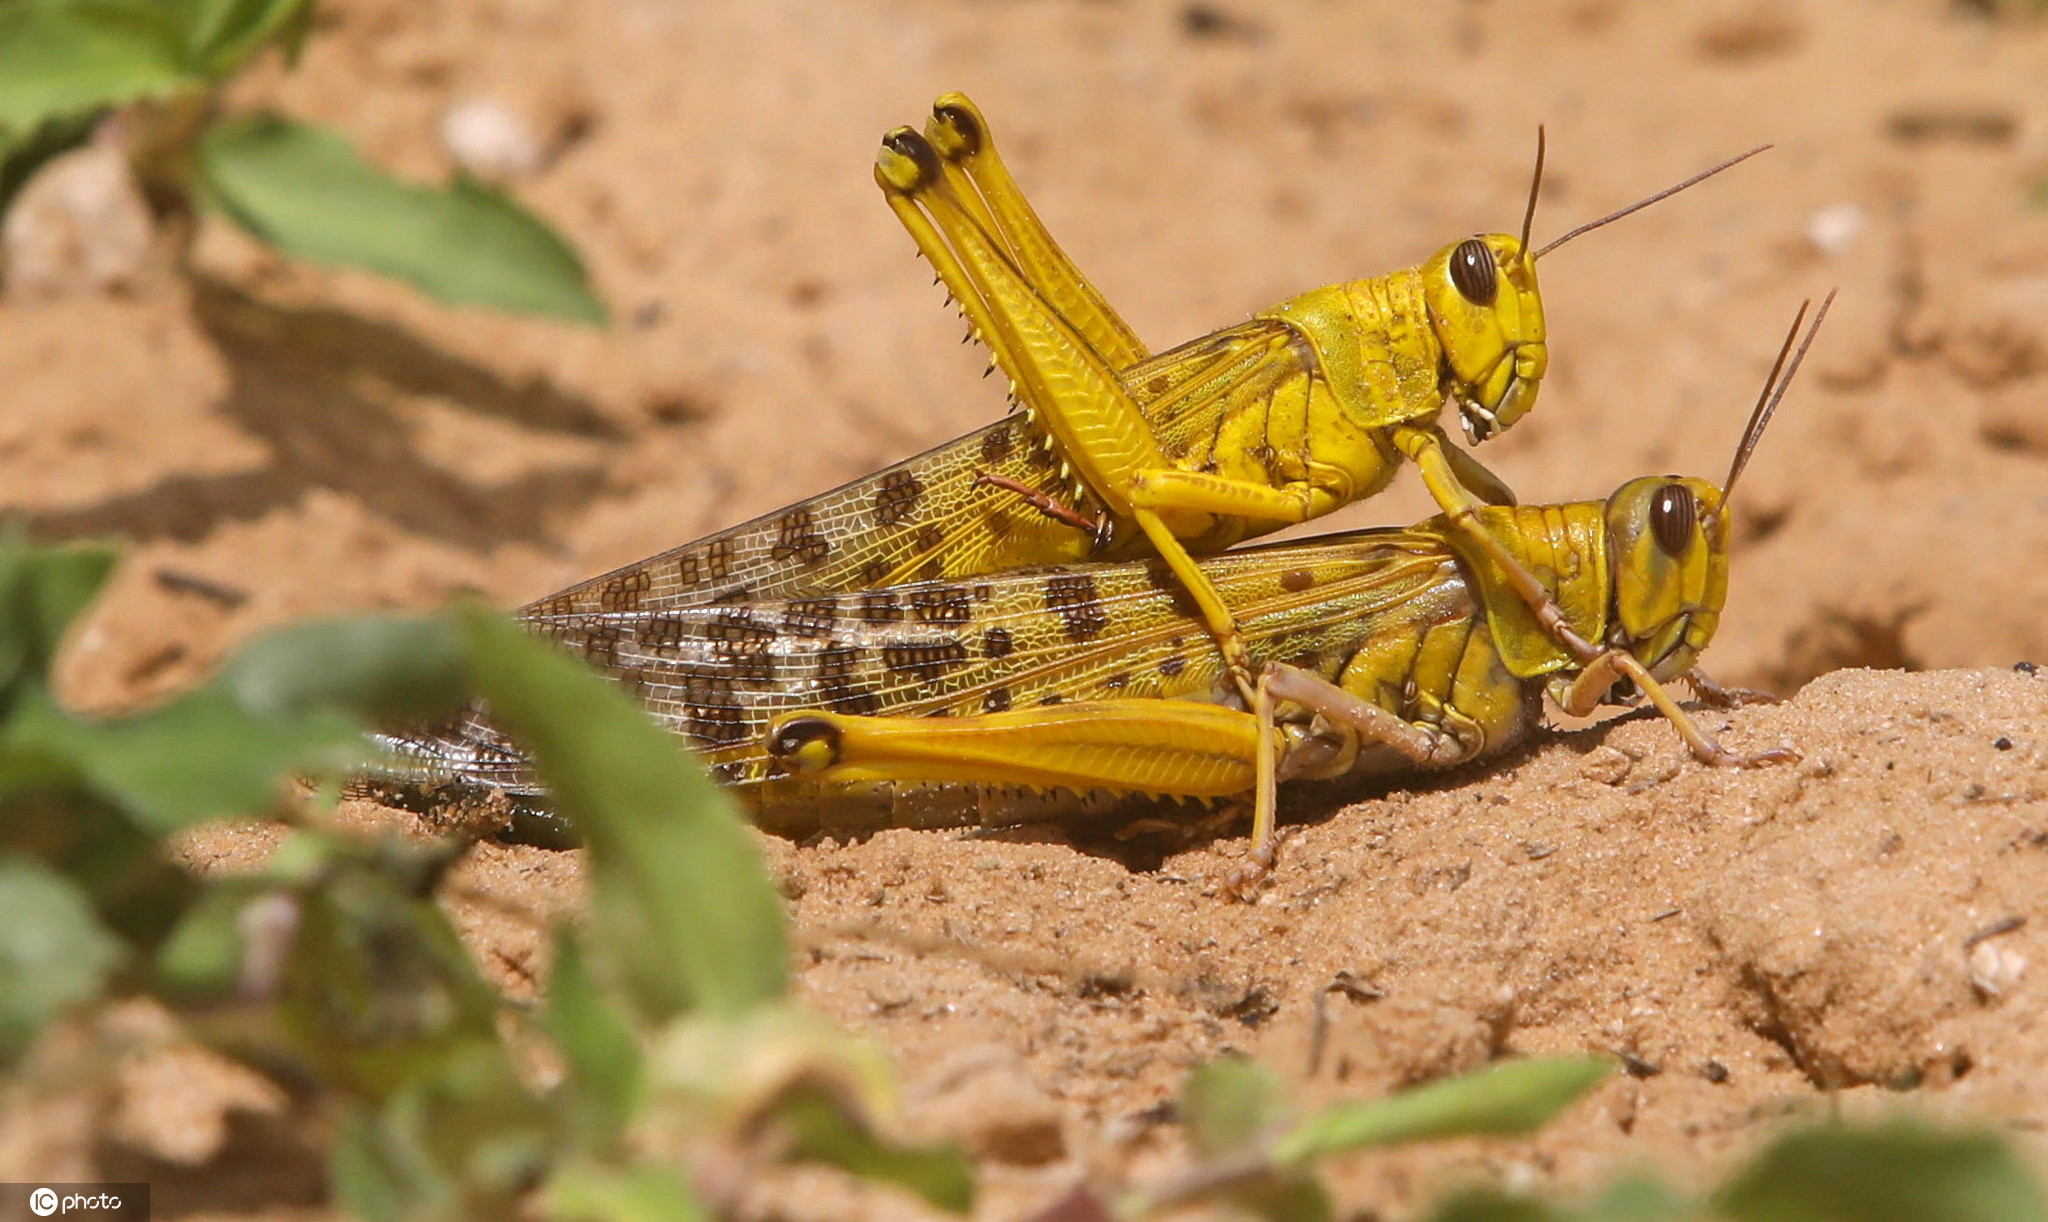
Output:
[1421, 234, 1547, 445]
[1603, 475, 1730, 683]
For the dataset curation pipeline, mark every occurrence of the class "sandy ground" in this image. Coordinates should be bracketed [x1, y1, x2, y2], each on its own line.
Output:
[5, 0, 2048, 1217]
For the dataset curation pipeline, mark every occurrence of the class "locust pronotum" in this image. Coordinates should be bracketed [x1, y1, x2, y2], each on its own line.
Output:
[512, 94, 1765, 707]
[381, 296, 1829, 888]
[756, 293, 1833, 887]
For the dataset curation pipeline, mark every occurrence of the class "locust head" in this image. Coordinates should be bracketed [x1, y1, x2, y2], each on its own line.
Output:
[1601, 292, 1830, 686]
[1427, 134, 1770, 446]
[1423, 231, 1546, 444]
[1603, 475, 1729, 685]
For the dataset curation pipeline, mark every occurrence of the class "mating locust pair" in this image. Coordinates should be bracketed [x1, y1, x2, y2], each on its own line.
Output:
[384, 94, 1823, 887]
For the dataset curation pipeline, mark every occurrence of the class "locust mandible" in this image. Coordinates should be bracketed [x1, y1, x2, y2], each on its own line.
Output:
[522, 94, 1764, 705]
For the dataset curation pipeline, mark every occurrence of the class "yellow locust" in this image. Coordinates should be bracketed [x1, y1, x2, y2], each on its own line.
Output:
[382, 298, 1829, 885]
[523, 94, 1764, 703]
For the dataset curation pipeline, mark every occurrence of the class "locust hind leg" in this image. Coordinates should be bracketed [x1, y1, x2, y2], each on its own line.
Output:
[767, 666, 1482, 893]
[876, 127, 1264, 702]
[921, 93, 1149, 370]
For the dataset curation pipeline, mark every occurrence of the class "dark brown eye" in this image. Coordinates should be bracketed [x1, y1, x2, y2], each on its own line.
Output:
[1450, 237, 1497, 306]
[1650, 483, 1697, 556]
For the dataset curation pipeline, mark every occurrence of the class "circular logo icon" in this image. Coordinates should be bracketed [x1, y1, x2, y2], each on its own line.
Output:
[29, 1187, 58, 1216]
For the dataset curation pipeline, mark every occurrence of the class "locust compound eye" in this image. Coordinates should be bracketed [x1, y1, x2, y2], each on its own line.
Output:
[1450, 238, 1498, 306]
[769, 717, 843, 774]
[1650, 483, 1697, 556]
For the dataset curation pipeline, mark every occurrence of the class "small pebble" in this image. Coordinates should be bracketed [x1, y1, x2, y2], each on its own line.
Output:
[1806, 202, 1865, 257]
[441, 97, 542, 180]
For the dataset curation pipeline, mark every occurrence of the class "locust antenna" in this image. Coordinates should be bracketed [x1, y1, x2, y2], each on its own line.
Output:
[1534, 143, 1771, 260]
[1518, 126, 1546, 256]
[1724, 288, 1835, 502]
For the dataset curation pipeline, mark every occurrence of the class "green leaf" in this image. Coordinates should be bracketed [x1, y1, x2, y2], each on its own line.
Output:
[545, 930, 644, 1154]
[0, 533, 119, 690]
[0, 2, 193, 132]
[225, 614, 469, 726]
[152, 881, 259, 1000]
[1584, 1174, 1689, 1221]
[1429, 1192, 1571, 1222]
[0, 855, 125, 1061]
[7, 682, 364, 832]
[1273, 1057, 1612, 1166]
[196, 114, 607, 324]
[459, 608, 787, 1020]
[181, 0, 315, 77]
[781, 1092, 975, 1215]
[6, 611, 476, 832]
[1238, 1174, 1333, 1222]
[545, 1163, 709, 1222]
[1715, 1122, 2048, 1222]
[1181, 1057, 1287, 1157]
[330, 1098, 458, 1222]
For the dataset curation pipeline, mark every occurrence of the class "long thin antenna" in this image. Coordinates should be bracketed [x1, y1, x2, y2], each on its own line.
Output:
[1724, 288, 1836, 501]
[1533, 143, 1771, 260]
[1519, 126, 1546, 256]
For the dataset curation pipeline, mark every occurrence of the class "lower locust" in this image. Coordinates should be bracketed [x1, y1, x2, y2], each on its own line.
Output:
[377, 297, 1829, 882]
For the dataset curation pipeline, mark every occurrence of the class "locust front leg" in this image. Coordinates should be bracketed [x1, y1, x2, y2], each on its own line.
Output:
[1391, 423, 1608, 664]
[877, 127, 1265, 702]
[1552, 657, 1797, 768]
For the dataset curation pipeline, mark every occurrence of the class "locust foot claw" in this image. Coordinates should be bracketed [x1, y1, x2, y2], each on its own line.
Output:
[1689, 670, 1780, 710]
[1224, 832, 1281, 901]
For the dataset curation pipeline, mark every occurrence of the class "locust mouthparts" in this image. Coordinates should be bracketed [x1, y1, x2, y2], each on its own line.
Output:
[1459, 398, 1500, 445]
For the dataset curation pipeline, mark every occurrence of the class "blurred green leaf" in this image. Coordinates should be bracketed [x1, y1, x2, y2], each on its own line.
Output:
[781, 1091, 975, 1215]
[1239, 1174, 1334, 1222]
[1430, 1192, 1571, 1222]
[1584, 1175, 1689, 1221]
[1715, 1122, 2048, 1222]
[545, 930, 644, 1155]
[276, 837, 503, 1097]
[1181, 1057, 1287, 1157]
[0, 533, 119, 690]
[0, 855, 125, 1060]
[152, 881, 260, 1000]
[7, 682, 362, 832]
[196, 113, 607, 323]
[226, 614, 470, 726]
[545, 1163, 708, 1222]
[5, 611, 477, 832]
[331, 1098, 458, 1222]
[182, 0, 315, 76]
[0, 2, 193, 132]
[459, 608, 786, 1020]
[1273, 1057, 1611, 1166]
